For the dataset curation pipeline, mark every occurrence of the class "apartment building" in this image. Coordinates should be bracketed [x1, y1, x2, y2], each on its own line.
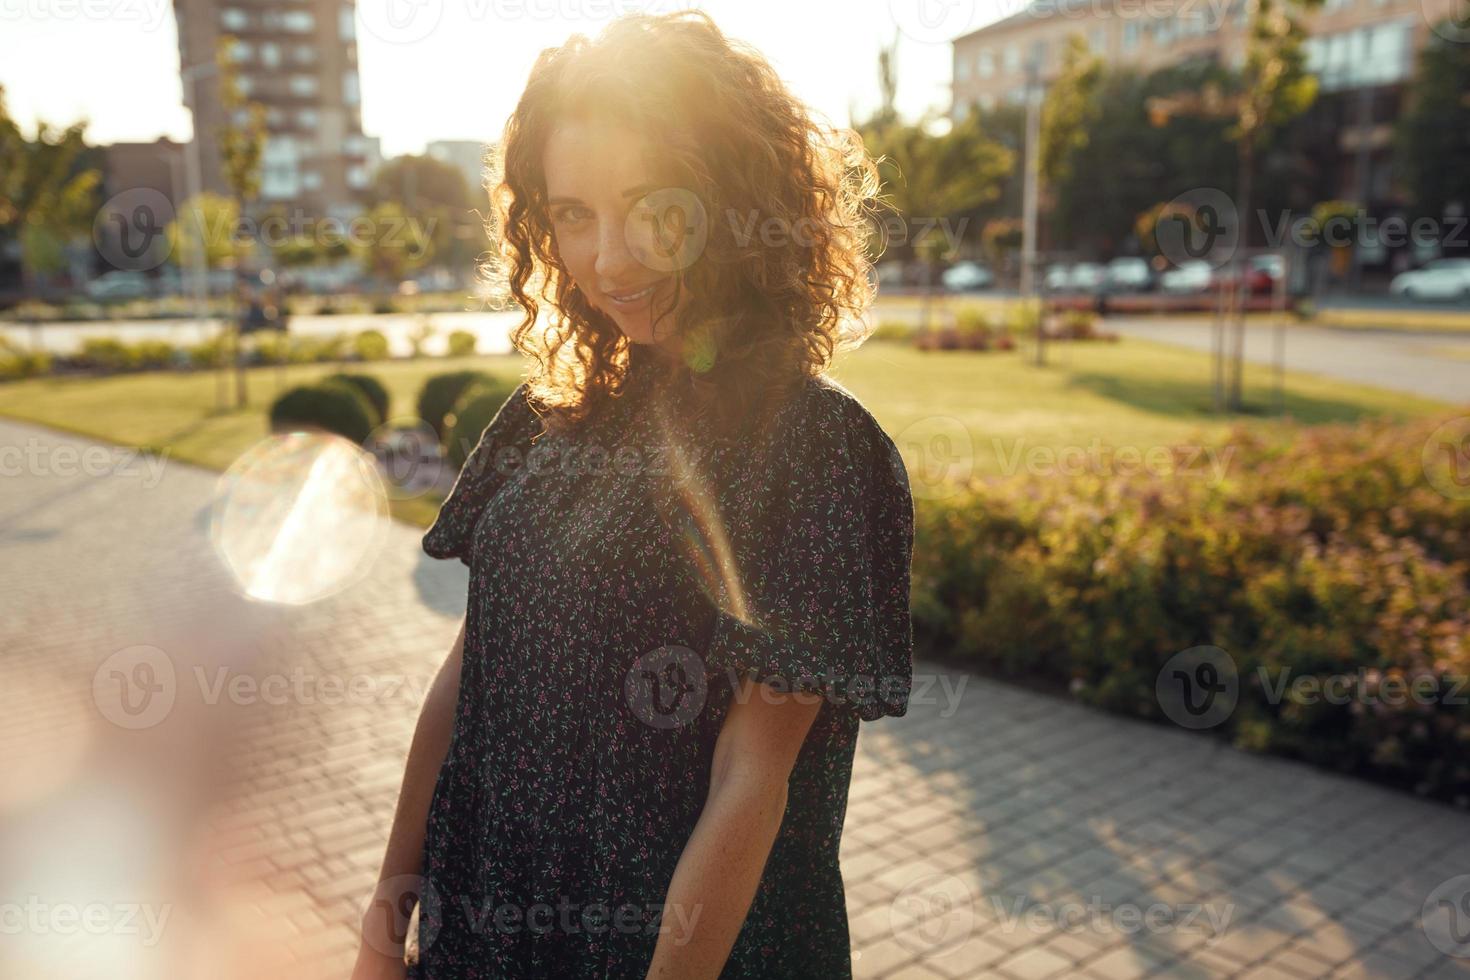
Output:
[173, 0, 377, 221]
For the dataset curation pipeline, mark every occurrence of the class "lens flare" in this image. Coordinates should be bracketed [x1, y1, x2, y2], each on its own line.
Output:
[209, 432, 389, 605]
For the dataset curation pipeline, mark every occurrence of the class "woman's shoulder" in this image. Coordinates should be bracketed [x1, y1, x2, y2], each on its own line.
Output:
[751, 373, 909, 493]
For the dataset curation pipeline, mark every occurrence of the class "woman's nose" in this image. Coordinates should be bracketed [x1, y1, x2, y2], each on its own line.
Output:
[594, 215, 642, 285]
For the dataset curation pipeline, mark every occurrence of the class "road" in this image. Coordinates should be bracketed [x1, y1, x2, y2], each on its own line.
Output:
[1105, 318, 1470, 404]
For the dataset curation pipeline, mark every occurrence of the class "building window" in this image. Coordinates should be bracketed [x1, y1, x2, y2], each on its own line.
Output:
[298, 109, 320, 128]
[1123, 22, 1140, 51]
[1089, 28, 1106, 53]
[1003, 46, 1021, 74]
[302, 170, 323, 191]
[289, 75, 318, 97]
[347, 165, 369, 190]
[282, 11, 315, 32]
[340, 6, 355, 41]
[221, 8, 247, 30]
[230, 40, 252, 63]
[343, 73, 360, 106]
[978, 49, 995, 78]
[260, 42, 281, 68]
[295, 44, 315, 64]
[956, 54, 971, 81]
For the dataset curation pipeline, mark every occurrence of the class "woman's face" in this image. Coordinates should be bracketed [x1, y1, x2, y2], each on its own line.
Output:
[543, 116, 691, 350]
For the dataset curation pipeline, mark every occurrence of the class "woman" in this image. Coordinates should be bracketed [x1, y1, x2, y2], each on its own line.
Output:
[351, 11, 914, 979]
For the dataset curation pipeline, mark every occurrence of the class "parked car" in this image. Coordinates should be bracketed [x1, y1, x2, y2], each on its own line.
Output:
[1160, 260, 1214, 294]
[1070, 262, 1107, 293]
[84, 270, 152, 302]
[1390, 258, 1470, 302]
[941, 260, 995, 292]
[1043, 264, 1073, 291]
[1104, 257, 1154, 293]
[1212, 254, 1283, 295]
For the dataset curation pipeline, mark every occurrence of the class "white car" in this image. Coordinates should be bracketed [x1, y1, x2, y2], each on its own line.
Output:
[1160, 260, 1214, 294]
[1390, 258, 1470, 302]
[1070, 262, 1107, 293]
[1105, 257, 1154, 293]
[84, 270, 152, 301]
[941, 261, 995, 292]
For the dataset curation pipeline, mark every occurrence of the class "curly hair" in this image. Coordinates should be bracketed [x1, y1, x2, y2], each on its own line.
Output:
[478, 9, 881, 439]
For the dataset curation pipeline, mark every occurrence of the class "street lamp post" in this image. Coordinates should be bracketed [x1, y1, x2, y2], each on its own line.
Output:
[1019, 55, 1045, 364]
[181, 61, 224, 408]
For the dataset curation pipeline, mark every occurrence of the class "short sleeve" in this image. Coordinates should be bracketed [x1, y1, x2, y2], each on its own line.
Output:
[422, 382, 540, 567]
[702, 382, 915, 721]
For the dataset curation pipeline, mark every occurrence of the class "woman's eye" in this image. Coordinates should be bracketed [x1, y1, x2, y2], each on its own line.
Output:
[552, 205, 590, 224]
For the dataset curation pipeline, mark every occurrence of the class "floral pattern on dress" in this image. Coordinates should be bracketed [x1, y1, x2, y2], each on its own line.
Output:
[408, 345, 914, 979]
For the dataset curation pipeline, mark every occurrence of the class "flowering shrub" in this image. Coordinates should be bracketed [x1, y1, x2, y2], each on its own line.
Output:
[911, 415, 1470, 803]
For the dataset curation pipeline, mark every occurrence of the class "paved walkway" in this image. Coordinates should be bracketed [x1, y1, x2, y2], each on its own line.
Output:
[1106, 319, 1470, 405]
[2, 416, 1468, 979]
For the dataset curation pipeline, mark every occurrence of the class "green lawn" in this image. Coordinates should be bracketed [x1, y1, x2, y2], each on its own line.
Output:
[0, 339, 1449, 526]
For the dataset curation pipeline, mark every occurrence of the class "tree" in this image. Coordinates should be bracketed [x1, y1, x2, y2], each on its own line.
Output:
[1396, 31, 1470, 228]
[215, 35, 269, 408]
[368, 154, 487, 282]
[352, 201, 434, 283]
[1039, 36, 1103, 196]
[0, 85, 101, 298]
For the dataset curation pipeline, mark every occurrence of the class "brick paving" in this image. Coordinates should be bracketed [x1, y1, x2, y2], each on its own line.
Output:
[2, 415, 1469, 979]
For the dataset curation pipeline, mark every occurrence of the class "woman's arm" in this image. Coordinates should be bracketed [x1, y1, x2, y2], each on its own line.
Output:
[350, 617, 466, 980]
[644, 678, 824, 980]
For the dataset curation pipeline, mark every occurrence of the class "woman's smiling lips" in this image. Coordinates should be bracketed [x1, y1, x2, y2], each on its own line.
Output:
[603, 278, 666, 311]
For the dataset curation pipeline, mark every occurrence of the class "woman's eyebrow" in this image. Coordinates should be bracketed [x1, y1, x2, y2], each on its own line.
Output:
[547, 183, 659, 207]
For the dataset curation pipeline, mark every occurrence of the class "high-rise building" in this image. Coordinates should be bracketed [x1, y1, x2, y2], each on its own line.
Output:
[949, 0, 1463, 212]
[173, 0, 374, 222]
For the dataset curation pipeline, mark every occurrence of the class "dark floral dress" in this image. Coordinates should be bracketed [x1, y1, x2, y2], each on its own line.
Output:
[408, 344, 914, 979]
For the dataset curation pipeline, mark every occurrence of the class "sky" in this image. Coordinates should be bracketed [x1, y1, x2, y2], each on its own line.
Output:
[0, 0, 1018, 157]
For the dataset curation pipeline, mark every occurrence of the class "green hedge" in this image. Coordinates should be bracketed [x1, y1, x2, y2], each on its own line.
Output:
[911, 415, 1470, 803]
[417, 370, 493, 441]
[446, 379, 520, 470]
[269, 381, 377, 444]
[324, 372, 389, 428]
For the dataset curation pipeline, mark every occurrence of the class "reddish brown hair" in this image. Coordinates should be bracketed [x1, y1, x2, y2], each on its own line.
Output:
[479, 9, 881, 437]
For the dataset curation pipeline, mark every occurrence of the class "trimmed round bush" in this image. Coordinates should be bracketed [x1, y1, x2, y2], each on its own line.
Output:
[446, 330, 477, 357]
[417, 369, 493, 441]
[354, 329, 390, 361]
[446, 379, 519, 470]
[324, 372, 389, 427]
[269, 381, 377, 444]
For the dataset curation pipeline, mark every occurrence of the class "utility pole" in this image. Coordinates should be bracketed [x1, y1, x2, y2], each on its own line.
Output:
[1020, 56, 1044, 364]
